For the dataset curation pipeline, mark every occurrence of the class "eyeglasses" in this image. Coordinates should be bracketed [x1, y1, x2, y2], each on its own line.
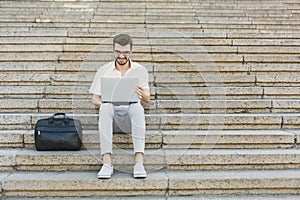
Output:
[114, 50, 131, 56]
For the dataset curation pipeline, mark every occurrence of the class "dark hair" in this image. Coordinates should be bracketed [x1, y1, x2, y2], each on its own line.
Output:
[113, 33, 133, 49]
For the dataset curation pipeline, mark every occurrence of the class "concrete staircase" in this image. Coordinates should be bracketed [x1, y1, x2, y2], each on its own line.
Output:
[0, 0, 300, 199]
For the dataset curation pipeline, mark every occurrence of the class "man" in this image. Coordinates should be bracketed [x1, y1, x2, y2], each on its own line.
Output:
[89, 33, 150, 179]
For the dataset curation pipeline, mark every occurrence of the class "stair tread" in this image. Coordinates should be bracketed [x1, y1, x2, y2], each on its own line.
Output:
[1, 197, 165, 200]
[1, 148, 300, 172]
[1, 169, 299, 185]
[1, 112, 300, 116]
[2, 195, 300, 200]
[2, 147, 299, 155]
[0, 129, 295, 134]
[1, 168, 299, 180]
[0, 129, 297, 149]
[170, 195, 300, 200]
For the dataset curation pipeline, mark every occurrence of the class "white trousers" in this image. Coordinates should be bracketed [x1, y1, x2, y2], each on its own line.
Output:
[98, 103, 146, 155]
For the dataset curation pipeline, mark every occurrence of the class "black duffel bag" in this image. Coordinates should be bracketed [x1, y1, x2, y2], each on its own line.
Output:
[34, 113, 82, 151]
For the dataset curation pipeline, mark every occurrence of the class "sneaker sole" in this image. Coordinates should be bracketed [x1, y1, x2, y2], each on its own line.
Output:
[133, 173, 147, 179]
[98, 172, 113, 179]
[98, 175, 112, 179]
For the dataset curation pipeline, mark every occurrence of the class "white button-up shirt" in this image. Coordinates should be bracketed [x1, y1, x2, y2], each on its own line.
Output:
[89, 60, 150, 109]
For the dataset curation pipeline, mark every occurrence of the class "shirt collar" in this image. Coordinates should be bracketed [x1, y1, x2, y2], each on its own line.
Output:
[112, 59, 135, 71]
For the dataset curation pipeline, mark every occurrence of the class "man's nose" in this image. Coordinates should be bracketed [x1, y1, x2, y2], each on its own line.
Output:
[118, 53, 125, 58]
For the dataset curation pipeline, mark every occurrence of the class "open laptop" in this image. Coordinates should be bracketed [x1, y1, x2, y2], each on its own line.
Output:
[101, 77, 139, 105]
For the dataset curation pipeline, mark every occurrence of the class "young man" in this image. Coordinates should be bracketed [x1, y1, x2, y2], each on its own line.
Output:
[89, 33, 150, 179]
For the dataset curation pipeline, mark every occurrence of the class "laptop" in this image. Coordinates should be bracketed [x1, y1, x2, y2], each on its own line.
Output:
[101, 77, 139, 105]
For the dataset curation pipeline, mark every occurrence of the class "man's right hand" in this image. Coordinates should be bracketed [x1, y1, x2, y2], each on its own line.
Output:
[92, 94, 102, 108]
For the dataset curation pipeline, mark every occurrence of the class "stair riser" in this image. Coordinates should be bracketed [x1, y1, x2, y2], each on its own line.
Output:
[2, 175, 299, 197]
[2, 153, 300, 172]
[1, 130, 297, 149]
[3, 114, 300, 130]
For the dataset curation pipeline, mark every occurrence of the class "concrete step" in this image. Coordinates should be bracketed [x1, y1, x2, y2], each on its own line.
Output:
[1, 112, 300, 130]
[2, 61, 298, 75]
[1, 129, 297, 149]
[0, 28, 225, 38]
[0, 28, 299, 39]
[159, 61, 290, 74]
[1, 197, 165, 200]
[156, 99, 271, 114]
[234, 37, 300, 45]
[2, 84, 300, 100]
[198, 18, 251, 25]
[169, 195, 300, 200]
[1, 148, 300, 171]
[247, 63, 300, 73]
[2, 72, 300, 87]
[238, 46, 300, 54]
[1, 51, 299, 65]
[0, 169, 299, 197]
[157, 99, 299, 114]
[227, 32, 300, 39]
[152, 53, 243, 63]
[162, 129, 298, 149]
[2, 195, 300, 200]
[0, 61, 152, 73]
[0, 52, 152, 62]
[156, 86, 300, 99]
[244, 55, 300, 63]
[0, 30, 68, 37]
[204, 29, 280, 34]
[151, 74, 292, 87]
[251, 19, 300, 25]
[2, 98, 300, 114]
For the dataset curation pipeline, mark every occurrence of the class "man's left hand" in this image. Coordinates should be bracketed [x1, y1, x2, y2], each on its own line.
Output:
[136, 85, 150, 103]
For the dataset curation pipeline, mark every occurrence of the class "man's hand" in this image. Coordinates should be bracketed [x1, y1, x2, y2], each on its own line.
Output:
[136, 85, 150, 103]
[92, 94, 102, 108]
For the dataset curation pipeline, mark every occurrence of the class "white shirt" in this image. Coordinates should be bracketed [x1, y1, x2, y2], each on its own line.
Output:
[89, 60, 150, 109]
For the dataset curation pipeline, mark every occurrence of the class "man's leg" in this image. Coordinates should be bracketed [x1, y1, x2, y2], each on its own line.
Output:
[98, 103, 114, 178]
[99, 103, 114, 158]
[128, 103, 146, 156]
[128, 103, 147, 178]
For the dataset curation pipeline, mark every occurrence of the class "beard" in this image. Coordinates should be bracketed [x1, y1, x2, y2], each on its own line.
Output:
[116, 57, 130, 66]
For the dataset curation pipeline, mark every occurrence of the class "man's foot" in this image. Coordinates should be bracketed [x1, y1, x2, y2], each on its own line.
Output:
[98, 163, 113, 179]
[133, 163, 147, 178]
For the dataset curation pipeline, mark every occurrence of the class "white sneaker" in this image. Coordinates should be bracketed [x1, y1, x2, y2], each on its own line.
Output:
[98, 163, 113, 179]
[133, 163, 147, 178]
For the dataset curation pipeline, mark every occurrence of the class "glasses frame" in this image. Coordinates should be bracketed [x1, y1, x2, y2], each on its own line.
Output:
[114, 50, 131, 56]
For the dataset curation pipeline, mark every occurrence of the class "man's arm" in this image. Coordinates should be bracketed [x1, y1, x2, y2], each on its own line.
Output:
[92, 94, 102, 108]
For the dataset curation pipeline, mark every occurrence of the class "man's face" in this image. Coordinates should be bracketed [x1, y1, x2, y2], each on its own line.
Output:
[114, 43, 131, 66]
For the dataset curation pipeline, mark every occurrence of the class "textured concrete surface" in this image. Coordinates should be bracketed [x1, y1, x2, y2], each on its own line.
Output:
[1, 170, 300, 197]
[1, 148, 300, 171]
[1, 0, 300, 198]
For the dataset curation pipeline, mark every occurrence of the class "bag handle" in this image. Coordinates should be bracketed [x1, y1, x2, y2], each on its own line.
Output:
[49, 113, 69, 124]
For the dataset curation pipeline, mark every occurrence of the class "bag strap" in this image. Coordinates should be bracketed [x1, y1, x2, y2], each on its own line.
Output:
[49, 113, 69, 124]
[52, 113, 67, 118]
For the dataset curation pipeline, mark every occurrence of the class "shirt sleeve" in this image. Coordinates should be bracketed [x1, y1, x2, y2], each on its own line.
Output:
[89, 63, 109, 95]
[140, 66, 150, 91]
[133, 64, 150, 91]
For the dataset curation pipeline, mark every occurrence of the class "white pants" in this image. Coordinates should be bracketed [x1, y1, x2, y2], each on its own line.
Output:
[98, 103, 146, 155]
